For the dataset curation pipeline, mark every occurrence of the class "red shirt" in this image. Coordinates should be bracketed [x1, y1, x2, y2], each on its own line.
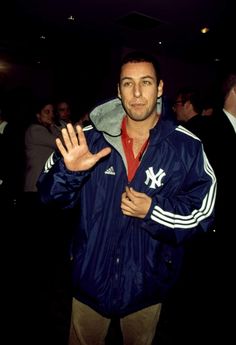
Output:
[121, 117, 149, 182]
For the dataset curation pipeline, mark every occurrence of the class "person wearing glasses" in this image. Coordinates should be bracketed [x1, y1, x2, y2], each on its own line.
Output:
[172, 86, 210, 140]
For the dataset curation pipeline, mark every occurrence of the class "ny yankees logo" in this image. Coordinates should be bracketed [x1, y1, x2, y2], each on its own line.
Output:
[145, 167, 166, 189]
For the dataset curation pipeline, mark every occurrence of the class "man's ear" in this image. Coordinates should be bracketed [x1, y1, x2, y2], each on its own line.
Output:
[157, 80, 164, 98]
[117, 84, 121, 99]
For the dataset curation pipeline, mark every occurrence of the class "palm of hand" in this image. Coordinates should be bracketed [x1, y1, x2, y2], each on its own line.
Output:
[63, 142, 97, 171]
[56, 123, 111, 172]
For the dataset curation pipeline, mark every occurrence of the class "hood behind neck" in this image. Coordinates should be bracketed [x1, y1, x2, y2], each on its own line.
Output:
[89, 97, 176, 141]
[90, 98, 124, 136]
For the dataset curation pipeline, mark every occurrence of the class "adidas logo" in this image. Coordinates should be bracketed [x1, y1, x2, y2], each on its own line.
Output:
[104, 166, 116, 175]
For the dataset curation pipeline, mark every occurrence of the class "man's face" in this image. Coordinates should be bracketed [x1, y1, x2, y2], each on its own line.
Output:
[173, 96, 189, 122]
[37, 104, 54, 126]
[57, 102, 71, 121]
[118, 61, 163, 122]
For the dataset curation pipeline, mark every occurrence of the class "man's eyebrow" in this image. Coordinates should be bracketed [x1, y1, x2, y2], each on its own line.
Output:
[120, 75, 155, 81]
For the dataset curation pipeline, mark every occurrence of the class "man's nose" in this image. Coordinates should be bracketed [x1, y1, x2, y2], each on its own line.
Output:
[133, 84, 141, 97]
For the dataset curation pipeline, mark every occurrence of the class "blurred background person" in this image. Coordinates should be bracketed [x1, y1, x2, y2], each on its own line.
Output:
[19, 98, 72, 345]
[173, 87, 203, 126]
[24, 99, 63, 195]
[56, 99, 73, 125]
[172, 86, 211, 145]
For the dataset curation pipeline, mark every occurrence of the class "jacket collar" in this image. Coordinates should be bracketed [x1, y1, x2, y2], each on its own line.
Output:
[90, 97, 177, 143]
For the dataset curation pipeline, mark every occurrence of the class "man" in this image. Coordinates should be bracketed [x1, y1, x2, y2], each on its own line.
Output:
[212, 72, 236, 343]
[170, 86, 217, 344]
[205, 72, 236, 235]
[56, 100, 73, 124]
[37, 51, 216, 345]
[186, 72, 236, 345]
[172, 86, 209, 142]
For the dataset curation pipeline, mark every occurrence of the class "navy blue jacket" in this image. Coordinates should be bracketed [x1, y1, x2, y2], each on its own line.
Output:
[37, 98, 216, 317]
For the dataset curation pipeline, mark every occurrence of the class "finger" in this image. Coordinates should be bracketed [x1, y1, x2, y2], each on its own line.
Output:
[121, 191, 127, 201]
[121, 198, 137, 211]
[76, 125, 87, 147]
[129, 187, 143, 198]
[67, 123, 78, 146]
[125, 186, 136, 202]
[61, 127, 73, 150]
[56, 138, 67, 157]
[121, 204, 133, 213]
[121, 208, 135, 217]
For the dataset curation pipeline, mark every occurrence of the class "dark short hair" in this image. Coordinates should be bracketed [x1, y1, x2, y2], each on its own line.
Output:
[176, 87, 203, 114]
[35, 98, 54, 114]
[119, 51, 161, 84]
[221, 73, 236, 100]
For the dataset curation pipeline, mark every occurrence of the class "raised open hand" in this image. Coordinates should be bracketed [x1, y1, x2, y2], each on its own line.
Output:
[56, 123, 111, 171]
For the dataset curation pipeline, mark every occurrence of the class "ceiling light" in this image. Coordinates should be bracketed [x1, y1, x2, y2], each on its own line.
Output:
[67, 15, 75, 21]
[201, 27, 210, 34]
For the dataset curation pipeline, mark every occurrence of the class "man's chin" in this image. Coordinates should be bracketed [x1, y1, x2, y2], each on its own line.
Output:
[127, 113, 149, 122]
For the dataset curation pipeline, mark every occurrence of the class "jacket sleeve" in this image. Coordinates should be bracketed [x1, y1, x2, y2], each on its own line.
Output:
[37, 150, 90, 208]
[141, 147, 217, 244]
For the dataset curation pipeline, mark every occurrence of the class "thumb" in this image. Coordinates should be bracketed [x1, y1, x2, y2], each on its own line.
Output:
[95, 147, 111, 161]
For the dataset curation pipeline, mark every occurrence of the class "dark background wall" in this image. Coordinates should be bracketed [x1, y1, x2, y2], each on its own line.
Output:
[0, 41, 225, 120]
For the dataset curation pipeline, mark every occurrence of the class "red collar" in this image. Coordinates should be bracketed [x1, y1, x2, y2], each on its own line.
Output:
[121, 116, 149, 181]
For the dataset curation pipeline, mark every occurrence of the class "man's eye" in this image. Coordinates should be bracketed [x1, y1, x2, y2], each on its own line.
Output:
[143, 80, 151, 85]
[123, 81, 132, 87]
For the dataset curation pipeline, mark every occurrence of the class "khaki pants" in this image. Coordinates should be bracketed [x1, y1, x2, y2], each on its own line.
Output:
[69, 298, 162, 345]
